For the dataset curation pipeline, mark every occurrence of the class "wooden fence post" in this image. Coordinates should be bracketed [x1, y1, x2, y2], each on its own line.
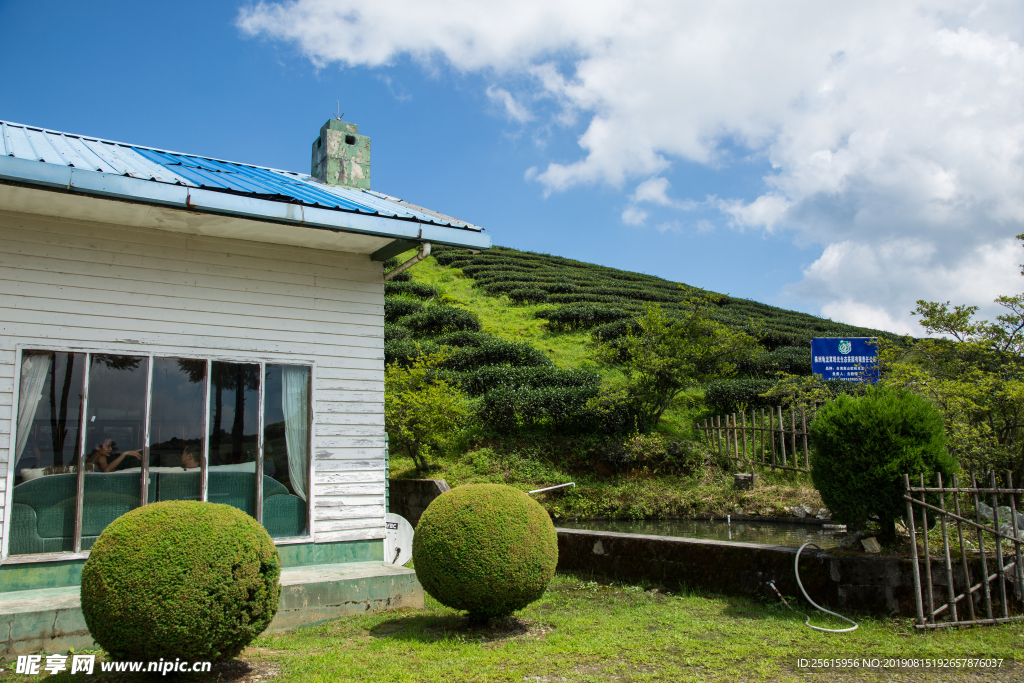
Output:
[790, 406, 797, 465]
[801, 405, 809, 470]
[778, 405, 787, 466]
[740, 411, 748, 464]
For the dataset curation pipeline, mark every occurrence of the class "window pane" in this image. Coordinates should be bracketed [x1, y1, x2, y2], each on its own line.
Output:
[10, 351, 85, 555]
[207, 361, 260, 517]
[263, 365, 310, 538]
[81, 354, 148, 551]
[148, 358, 206, 503]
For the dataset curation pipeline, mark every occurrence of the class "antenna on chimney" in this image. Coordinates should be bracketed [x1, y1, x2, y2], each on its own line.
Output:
[336, 101, 344, 120]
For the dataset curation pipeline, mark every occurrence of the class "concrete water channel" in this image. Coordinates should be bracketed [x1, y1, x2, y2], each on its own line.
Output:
[558, 517, 843, 548]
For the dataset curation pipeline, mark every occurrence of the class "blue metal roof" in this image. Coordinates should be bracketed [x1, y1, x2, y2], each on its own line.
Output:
[0, 120, 482, 232]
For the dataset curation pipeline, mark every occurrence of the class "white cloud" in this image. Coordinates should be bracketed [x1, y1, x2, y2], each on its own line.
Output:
[485, 86, 533, 122]
[621, 205, 648, 226]
[239, 0, 1024, 331]
[716, 194, 791, 233]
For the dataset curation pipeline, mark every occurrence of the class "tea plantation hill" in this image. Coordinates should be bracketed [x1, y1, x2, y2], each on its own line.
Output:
[384, 245, 892, 519]
[384, 244, 894, 420]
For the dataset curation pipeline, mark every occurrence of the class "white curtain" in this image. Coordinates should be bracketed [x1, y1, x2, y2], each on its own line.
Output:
[16, 353, 51, 461]
[281, 365, 310, 502]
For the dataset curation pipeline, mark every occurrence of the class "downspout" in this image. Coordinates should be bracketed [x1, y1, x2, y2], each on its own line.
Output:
[383, 242, 431, 281]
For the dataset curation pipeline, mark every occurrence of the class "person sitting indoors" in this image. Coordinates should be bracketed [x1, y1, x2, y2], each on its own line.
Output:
[86, 439, 142, 473]
[181, 444, 201, 470]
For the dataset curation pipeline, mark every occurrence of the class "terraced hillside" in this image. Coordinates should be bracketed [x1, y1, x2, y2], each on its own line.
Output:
[384, 244, 893, 435]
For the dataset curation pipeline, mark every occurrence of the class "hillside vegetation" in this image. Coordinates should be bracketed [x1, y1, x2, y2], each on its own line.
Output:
[383, 245, 890, 519]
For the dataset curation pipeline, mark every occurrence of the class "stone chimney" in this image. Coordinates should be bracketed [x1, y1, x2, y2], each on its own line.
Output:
[311, 120, 370, 189]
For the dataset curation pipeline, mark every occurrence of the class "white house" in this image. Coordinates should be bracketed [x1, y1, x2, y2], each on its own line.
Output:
[0, 118, 489, 599]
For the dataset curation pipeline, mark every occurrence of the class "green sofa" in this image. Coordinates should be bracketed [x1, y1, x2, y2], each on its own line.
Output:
[9, 471, 306, 555]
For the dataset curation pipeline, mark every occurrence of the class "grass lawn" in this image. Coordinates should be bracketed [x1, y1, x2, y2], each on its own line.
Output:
[26, 575, 1019, 682]
[247, 577, 1019, 683]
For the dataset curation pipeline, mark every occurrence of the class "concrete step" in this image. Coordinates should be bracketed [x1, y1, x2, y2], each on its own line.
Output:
[0, 562, 422, 658]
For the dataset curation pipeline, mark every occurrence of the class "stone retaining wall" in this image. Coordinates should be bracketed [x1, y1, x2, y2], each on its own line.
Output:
[557, 528, 1012, 617]
[388, 479, 450, 527]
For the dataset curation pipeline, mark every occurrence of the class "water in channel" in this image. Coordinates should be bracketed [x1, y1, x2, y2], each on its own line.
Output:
[557, 517, 842, 548]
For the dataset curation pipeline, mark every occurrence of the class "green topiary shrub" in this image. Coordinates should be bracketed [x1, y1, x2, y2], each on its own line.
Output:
[81, 501, 281, 661]
[413, 484, 558, 620]
[809, 386, 956, 546]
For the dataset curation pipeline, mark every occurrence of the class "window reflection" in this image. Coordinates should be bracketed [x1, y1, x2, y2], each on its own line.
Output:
[10, 352, 84, 555]
[10, 352, 314, 557]
[148, 358, 206, 502]
[263, 365, 310, 538]
[207, 362, 260, 516]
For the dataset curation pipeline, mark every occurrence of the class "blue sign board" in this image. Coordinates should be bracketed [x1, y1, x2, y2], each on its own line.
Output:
[810, 337, 878, 383]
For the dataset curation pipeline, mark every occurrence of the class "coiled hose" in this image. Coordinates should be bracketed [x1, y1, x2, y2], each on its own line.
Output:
[768, 541, 859, 633]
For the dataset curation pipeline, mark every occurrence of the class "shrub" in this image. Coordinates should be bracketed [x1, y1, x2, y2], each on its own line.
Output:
[399, 305, 482, 335]
[452, 365, 601, 396]
[412, 484, 557, 620]
[591, 318, 643, 343]
[539, 282, 580, 294]
[809, 386, 956, 545]
[386, 349, 470, 471]
[535, 304, 631, 331]
[385, 281, 440, 299]
[385, 323, 412, 341]
[479, 385, 599, 433]
[81, 501, 280, 662]
[385, 339, 438, 366]
[703, 378, 778, 414]
[736, 346, 813, 377]
[435, 330, 494, 347]
[440, 337, 552, 371]
[385, 297, 424, 324]
[508, 288, 549, 304]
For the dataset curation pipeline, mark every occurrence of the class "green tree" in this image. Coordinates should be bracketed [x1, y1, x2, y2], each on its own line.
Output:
[809, 386, 955, 546]
[385, 348, 470, 472]
[878, 237, 1024, 480]
[598, 293, 758, 428]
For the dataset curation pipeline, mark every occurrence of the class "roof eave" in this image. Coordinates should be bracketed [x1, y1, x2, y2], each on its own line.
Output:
[0, 156, 492, 250]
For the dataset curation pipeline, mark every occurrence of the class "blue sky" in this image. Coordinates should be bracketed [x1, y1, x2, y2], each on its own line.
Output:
[3, 1, 1022, 333]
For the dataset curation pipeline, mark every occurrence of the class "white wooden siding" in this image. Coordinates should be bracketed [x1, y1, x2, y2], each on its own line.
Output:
[0, 208, 387, 557]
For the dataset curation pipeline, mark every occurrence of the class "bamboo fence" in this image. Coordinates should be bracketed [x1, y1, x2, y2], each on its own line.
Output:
[696, 405, 814, 473]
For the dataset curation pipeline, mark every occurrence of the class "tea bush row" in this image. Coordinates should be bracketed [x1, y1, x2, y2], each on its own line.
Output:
[444, 365, 601, 396]
[385, 336, 551, 370]
[534, 304, 632, 330]
[385, 281, 441, 300]
[478, 385, 636, 435]
[398, 305, 481, 335]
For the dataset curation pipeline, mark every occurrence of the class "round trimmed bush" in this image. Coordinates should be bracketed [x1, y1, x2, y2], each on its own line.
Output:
[809, 386, 955, 546]
[81, 501, 281, 661]
[413, 484, 557, 620]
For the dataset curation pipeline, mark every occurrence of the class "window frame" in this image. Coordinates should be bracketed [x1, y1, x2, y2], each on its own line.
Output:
[2, 345, 316, 563]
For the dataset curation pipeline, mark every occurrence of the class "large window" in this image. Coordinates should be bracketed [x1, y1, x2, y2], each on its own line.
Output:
[8, 351, 311, 557]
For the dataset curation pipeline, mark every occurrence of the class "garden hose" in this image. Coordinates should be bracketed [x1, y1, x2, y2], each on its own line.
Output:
[768, 542, 859, 633]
